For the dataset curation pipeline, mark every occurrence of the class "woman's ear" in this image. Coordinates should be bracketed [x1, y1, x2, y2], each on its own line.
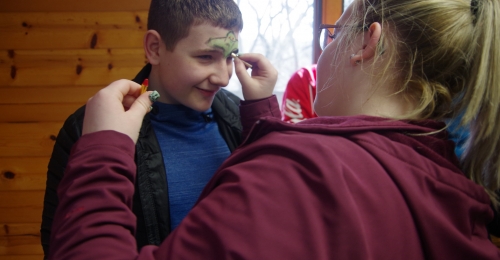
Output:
[361, 22, 382, 61]
[144, 30, 162, 65]
[350, 22, 382, 65]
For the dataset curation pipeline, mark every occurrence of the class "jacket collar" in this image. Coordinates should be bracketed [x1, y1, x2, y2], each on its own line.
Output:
[244, 115, 460, 171]
[245, 115, 446, 143]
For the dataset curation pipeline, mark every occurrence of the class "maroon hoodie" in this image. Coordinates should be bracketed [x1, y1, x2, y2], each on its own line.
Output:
[49, 114, 500, 259]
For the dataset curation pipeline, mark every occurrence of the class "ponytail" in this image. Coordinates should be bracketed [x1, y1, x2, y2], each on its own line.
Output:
[460, 0, 500, 206]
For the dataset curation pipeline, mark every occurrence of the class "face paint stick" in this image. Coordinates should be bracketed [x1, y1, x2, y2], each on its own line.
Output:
[231, 53, 252, 69]
[140, 79, 149, 94]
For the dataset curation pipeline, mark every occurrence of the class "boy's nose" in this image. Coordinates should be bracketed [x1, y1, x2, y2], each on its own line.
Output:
[209, 61, 231, 87]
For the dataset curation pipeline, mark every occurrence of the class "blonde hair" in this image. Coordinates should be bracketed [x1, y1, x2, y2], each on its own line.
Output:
[343, 0, 500, 205]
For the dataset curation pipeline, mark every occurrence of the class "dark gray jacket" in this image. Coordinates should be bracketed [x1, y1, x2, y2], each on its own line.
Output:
[41, 64, 243, 258]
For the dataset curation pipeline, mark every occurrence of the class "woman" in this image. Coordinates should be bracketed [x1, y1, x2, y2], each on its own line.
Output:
[49, 0, 500, 259]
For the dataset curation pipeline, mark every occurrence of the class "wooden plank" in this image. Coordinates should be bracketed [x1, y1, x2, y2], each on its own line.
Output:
[0, 122, 62, 157]
[0, 191, 44, 223]
[0, 0, 151, 12]
[0, 28, 145, 50]
[0, 49, 147, 69]
[0, 255, 42, 260]
[1, 223, 40, 237]
[323, 0, 342, 24]
[492, 235, 500, 248]
[0, 223, 42, 256]
[0, 157, 50, 191]
[0, 103, 82, 123]
[0, 235, 43, 255]
[0, 86, 102, 104]
[0, 66, 144, 86]
[0, 12, 148, 29]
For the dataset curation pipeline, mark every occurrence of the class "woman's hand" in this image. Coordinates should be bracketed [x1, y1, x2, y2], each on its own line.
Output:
[233, 53, 278, 100]
[82, 79, 157, 143]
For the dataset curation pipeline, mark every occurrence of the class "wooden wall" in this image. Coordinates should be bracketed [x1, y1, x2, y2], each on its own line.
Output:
[322, 0, 342, 24]
[0, 0, 150, 259]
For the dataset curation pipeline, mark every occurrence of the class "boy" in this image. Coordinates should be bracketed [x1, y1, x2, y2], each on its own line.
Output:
[41, 0, 278, 257]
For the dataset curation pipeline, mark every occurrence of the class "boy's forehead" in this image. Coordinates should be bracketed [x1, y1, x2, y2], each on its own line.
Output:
[179, 23, 240, 56]
[205, 31, 239, 57]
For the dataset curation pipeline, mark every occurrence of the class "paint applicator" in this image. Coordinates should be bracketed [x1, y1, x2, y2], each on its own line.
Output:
[231, 53, 252, 69]
[140, 79, 149, 94]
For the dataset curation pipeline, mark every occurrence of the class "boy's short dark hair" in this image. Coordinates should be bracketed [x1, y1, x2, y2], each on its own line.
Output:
[148, 0, 243, 51]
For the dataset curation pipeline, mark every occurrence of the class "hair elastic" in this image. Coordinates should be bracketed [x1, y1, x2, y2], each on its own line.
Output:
[471, 0, 479, 24]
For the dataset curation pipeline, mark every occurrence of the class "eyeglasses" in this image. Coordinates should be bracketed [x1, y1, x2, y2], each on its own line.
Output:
[318, 24, 368, 50]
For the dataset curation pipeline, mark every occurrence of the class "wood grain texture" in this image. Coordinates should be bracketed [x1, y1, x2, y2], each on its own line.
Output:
[0, 157, 50, 191]
[0, 12, 148, 50]
[0, 255, 42, 260]
[0, 66, 144, 86]
[0, 223, 42, 256]
[0, 12, 147, 29]
[322, 0, 342, 24]
[0, 0, 150, 259]
[1, 223, 40, 237]
[0, 0, 151, 12]
[0, 29, 145, 50]
[0, 191, 44, 223]
[492, 236, 500, 248]
[0, 86, 103, 104]
[0, 103, 83, 123]
[0, 49, 147, 69]
[0, 123, 62, 157]
[0, 235, 43, 255]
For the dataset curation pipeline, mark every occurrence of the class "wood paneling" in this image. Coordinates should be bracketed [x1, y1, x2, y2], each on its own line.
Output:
[0, 223, 41, 256]
[0, 235, 43, 256]
[0, 1, 148, 259]
[0, 11, 148, 50]
[1, 223, 40, 237]
[0, 87, 102, 104]
[0, 66, 144, 86]
[0, 104, 83, 122]
[0, 123, 62, 157]
[0, 49, 147, 69]
[0, 158, 50, 191]
[0, 255, 42, 260]
[492, 236, 500, 248]
[0, 12, 148, 28]
[0, 191, 44, 223]
[322, 0, 342, 24]
[0, 0, 151, 12]
[0, 29, 146, 50]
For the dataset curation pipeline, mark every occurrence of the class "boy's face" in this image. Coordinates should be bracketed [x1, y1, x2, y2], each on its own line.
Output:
[154, 23, 239, 111]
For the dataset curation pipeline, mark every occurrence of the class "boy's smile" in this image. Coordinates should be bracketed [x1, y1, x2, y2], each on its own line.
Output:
[148, 23, 240, 112]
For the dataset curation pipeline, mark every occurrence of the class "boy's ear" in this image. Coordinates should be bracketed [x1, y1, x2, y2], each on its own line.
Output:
[350, 22, 382, 66]
[144, 30, 162, 65]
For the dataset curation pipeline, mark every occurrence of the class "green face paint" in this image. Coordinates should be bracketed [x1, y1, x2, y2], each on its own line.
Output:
[206, 31, 239, 57]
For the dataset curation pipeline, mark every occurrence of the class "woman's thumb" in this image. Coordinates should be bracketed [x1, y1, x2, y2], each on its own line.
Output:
[128, 90, 159, 119]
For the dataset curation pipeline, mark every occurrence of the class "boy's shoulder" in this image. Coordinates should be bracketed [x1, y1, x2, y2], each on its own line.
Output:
[212, 89, 242, 131]
[213, 89, 241, 117]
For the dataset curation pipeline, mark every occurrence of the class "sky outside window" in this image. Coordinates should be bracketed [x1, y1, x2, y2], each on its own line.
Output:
[228, 0, 315, 104]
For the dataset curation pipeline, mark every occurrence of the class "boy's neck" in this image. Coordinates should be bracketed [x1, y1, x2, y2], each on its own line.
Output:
[147, 66, 168, 103]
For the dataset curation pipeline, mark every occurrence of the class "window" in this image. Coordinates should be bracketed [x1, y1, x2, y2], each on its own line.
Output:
[343, 0, 354, 11]
[227, 0, 315, 105]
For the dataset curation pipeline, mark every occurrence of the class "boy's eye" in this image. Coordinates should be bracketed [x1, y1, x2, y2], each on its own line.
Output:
[197, 55, 213, 60]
